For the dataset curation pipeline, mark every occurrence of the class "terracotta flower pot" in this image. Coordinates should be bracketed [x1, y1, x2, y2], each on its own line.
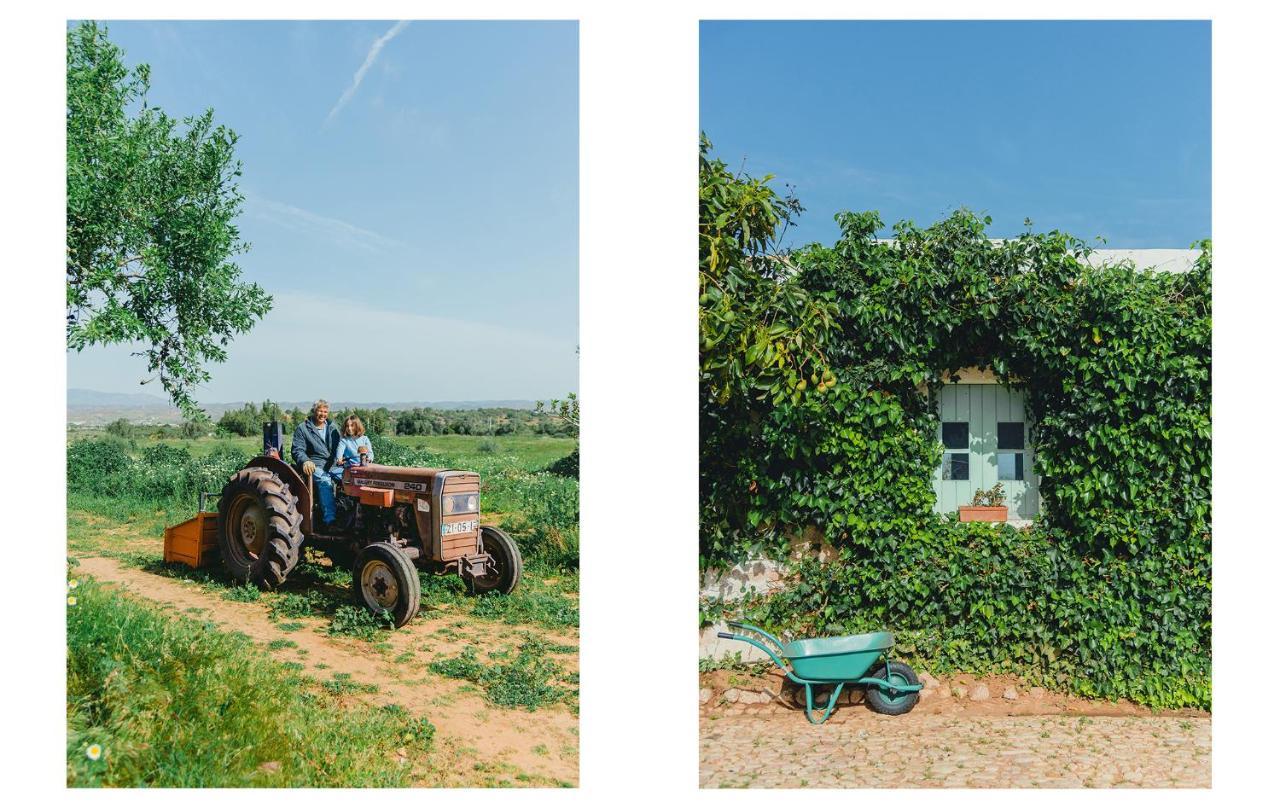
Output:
[958, 505, 1008, 523]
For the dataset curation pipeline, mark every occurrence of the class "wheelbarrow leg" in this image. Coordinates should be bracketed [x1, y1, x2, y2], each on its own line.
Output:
[804, 682, 845, 725]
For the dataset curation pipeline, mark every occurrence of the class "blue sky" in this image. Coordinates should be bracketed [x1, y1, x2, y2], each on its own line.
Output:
[701, 20, 1210, 249]
[67, 20, 578, 404]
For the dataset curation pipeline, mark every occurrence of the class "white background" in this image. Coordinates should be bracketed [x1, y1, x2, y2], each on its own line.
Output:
[3, 0, 1277, 804]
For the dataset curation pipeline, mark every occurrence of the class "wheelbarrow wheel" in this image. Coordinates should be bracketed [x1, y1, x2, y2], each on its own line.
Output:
[864, 661, 920, 716]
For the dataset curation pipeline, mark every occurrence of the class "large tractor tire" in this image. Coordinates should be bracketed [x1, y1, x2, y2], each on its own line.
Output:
[217, 467, 305, 589]
[353, 542, 421, 627]
[472, 526, 523, 595]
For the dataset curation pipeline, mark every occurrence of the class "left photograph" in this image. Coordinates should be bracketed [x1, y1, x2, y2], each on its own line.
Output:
[65, 20, 579, 787]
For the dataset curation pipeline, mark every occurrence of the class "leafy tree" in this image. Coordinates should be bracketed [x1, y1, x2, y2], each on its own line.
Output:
[535, 393, 579, 438]
[66, 21, 272, 416]
[104, 418, 136, 439]
[699, 135, 836, 411]
[181, 416, 211, 439]
[216, 402, 263, 437]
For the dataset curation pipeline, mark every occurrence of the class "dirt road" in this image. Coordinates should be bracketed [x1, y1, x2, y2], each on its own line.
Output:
[75, 555, 578, 787]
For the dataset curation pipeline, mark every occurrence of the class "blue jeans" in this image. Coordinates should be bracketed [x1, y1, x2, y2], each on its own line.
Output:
[312, 466, 344, 523]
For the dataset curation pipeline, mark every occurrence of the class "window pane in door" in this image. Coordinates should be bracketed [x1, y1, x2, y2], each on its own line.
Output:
[997, 452, 1024, 480]
[997, 422, 1025, 450]
[942, 422, 968, 449]
[943, 452, 969, 480]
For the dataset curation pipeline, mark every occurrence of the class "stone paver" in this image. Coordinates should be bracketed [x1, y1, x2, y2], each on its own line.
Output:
[700, 713, 1210, 788]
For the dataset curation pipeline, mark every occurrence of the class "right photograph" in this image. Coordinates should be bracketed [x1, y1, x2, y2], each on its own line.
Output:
[698, 20, 1211, 789]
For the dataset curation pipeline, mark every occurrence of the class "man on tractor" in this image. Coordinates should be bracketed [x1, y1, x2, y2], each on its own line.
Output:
[290, 399, 343, 529]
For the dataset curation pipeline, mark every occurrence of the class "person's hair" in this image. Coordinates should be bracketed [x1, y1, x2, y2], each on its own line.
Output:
[344, 415, 365, 437]
[309, 399, 330, 419]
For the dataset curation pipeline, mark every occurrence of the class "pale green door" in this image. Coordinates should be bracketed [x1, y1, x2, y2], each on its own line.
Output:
[933, 384, 1039, 520]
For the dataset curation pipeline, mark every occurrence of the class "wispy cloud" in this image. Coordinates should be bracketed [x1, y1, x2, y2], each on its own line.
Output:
[248, 195, 408, 253]
[324, 20, 410, 126]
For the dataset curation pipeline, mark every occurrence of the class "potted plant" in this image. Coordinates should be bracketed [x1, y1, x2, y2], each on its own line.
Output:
[959, 483, 1008, 522]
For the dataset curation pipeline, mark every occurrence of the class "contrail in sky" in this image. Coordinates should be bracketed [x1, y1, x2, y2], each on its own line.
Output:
[325, 20, 410, 125]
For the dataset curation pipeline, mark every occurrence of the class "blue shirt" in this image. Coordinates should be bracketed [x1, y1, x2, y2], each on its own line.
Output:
[338, 435, 373, 465]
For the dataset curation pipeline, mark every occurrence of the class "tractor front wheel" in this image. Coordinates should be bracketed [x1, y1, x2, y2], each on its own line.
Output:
[353, 542, 421, 627]
[472, 526, 523, 595]
[217, 467, 304, 589]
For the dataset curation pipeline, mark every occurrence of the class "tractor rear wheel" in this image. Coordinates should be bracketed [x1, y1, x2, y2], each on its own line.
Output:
[217, 467, 304, 589]
[472, 526, 523, 595]
[353, 542, 420, 627]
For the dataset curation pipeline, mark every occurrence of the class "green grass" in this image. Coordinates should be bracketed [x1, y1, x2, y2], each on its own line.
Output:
[327, 605, 395, 640]
[67, 577, 434, 787]
[428, 637, 577, 712]
[322, 672, 380, 695]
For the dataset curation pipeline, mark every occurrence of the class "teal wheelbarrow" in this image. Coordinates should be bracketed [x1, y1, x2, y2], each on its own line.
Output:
[717, 622, 922, 724]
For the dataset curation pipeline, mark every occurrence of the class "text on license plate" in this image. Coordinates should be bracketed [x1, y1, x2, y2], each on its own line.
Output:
[442, 519, 478, 536]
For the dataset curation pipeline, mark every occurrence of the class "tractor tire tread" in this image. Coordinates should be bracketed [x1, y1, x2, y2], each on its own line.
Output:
[217, 466, 305, 589]
[473, 526, 523, 595]
[353, 542, 420, 628]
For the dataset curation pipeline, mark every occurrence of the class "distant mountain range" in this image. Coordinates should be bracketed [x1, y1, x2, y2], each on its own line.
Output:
[67, 388, 540, 426]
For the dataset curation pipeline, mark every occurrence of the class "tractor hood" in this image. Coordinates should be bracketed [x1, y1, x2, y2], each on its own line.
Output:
[347, 463, 449, 483]
[343, 464, 481, 493]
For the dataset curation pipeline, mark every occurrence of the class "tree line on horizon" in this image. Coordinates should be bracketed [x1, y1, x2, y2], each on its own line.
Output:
[101, 400, 575, 441]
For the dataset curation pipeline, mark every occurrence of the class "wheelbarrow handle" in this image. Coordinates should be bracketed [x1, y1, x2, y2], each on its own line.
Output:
[716, 627, 804, 686]
[725, 621, 787, 653]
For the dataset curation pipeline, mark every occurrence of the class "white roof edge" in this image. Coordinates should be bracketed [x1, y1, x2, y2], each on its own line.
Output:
[1084, 248, 1201, 274]
[863, 241, 1202, 273]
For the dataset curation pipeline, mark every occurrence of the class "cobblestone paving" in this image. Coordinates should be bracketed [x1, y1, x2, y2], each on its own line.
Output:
[700, 713, 1211, 788]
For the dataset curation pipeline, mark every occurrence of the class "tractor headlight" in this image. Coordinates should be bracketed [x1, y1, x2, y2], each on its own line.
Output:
[443, 492, 479, 515]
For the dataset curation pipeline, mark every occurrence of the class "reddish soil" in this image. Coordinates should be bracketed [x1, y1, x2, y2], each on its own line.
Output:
[75, 555, 578, 786]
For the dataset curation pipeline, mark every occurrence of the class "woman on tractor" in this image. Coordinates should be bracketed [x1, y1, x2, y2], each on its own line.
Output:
[338, 415, 374, 467]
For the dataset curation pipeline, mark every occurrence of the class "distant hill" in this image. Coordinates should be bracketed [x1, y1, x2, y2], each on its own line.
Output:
[68, 388, 172, 407]
[66, 389, 541, 426]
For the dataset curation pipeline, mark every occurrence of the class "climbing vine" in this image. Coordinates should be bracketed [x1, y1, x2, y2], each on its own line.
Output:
[699, 144, 1211, 709]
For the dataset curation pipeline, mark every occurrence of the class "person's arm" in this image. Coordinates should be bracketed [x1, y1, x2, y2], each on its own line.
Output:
[326, 423, 343, 470]
[290, 423, 309, 466]
[361, 436, 373, 462]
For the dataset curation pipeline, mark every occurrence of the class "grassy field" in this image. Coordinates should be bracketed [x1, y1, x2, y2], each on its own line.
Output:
[67, 573, 436, 787]
[66, 431, 579, 787]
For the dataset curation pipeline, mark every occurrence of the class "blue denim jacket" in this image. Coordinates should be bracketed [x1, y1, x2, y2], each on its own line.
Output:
[291, 418, 342, 470]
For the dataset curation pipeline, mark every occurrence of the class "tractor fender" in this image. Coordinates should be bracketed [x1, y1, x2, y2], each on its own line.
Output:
[244, 455, 313, 535]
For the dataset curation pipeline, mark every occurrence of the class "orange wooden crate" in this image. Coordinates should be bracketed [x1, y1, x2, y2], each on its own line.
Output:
[163, 512, 220, 568]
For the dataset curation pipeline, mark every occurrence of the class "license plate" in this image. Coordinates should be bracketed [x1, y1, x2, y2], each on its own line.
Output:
[442, 519, 477, 536]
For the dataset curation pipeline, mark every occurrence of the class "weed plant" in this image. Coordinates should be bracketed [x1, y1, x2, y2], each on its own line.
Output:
[428, 638, 576, 712]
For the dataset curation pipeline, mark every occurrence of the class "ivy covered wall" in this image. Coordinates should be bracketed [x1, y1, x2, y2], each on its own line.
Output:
[699, 141, 1212, 709]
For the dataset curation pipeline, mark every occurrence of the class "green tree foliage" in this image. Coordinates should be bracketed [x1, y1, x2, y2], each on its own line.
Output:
[699, 143, 1211, 709]
[535, 393, 579, 438]
[104, 418, 137, 439]
[66, 21, 271, 415]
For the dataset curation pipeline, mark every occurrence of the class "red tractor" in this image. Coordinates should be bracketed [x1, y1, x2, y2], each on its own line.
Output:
[214, 422, 521, 626]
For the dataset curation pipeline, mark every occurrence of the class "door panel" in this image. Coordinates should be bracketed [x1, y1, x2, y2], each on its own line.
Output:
[933, 384, 1039, 519]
